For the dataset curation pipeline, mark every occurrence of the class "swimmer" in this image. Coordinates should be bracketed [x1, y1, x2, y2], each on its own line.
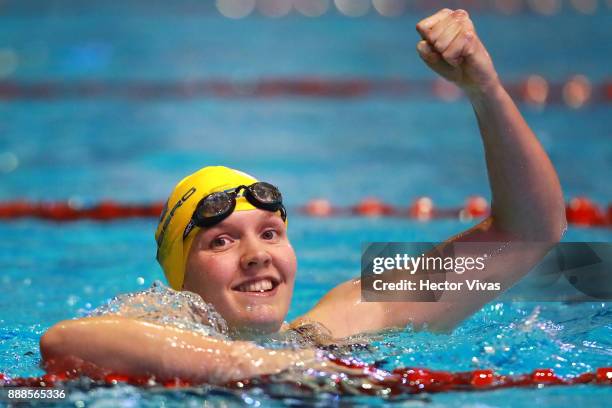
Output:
[40, 9, 566, 384]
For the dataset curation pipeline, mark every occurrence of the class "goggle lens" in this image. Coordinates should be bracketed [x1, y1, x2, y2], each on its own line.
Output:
[251, 182, 282, 204]
[198, 192, 234, 218]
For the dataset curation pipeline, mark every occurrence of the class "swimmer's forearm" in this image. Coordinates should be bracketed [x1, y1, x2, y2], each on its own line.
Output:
[40, 316, 316, 384]
[466, 81, 566, 240]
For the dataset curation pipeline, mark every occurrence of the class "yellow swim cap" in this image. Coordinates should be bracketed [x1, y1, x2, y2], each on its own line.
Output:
[155, 166, 259, 290]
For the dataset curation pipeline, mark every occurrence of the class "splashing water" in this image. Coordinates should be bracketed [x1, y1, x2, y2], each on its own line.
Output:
[22, 278, 607, 404]
[88, 280, 230, 339]
[2, 283, 610, 406]
[338, 302, 612, 378]
[86, 282, 611, 381]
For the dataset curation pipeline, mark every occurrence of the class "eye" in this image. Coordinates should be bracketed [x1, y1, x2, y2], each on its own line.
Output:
[210, 236, 231, 249]
[261, 229, 278, 240]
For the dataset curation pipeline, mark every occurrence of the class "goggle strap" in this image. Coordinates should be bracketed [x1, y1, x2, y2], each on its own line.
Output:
[183, 219, 195, 240]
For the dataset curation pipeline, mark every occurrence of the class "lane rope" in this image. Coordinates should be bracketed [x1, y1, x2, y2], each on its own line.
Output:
[1, 364, 611, 395]
[0, 76, 608, 107]
[0, 196, 609, 227]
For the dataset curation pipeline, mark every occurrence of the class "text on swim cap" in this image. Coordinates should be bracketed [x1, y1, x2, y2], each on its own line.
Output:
[156, 187, 196, 250]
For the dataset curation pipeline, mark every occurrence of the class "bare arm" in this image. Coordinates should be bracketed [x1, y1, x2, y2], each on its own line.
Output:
[298, 9, 566, 338]
[40, 316, 317, 384]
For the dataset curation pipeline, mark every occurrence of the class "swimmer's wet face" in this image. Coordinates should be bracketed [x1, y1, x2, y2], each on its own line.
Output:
[183, 209, 297, 335]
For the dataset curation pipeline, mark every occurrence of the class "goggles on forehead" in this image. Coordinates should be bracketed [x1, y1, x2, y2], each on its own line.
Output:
[183, 182, 286, 240]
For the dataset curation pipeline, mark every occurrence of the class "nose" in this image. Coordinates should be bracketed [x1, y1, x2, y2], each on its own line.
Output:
[239, 235, 272, 271]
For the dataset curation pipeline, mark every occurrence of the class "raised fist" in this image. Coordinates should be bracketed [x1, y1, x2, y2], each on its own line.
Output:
[416, 9, 499, 93]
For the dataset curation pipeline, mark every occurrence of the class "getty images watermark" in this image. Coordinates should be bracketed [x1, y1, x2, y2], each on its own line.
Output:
[361, 242, 612, 302]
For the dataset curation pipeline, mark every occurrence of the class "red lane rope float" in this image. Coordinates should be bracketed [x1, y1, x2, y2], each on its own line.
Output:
[0, 201, 164, 221]
[306, 195, 612, 227]
[0, 77, 610, 106]
[1, 365, 611, 395]
[565, 197, 608, 227]
[0, 196, 610, 227]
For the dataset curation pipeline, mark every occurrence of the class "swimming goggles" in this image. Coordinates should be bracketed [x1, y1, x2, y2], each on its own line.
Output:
[183, 182, 287, 239]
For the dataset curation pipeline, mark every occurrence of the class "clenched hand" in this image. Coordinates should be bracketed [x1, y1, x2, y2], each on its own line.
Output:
[416, 9, 500, 93]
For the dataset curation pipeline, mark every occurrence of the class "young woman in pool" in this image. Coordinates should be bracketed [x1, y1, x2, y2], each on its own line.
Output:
[40, 9, 566, 384]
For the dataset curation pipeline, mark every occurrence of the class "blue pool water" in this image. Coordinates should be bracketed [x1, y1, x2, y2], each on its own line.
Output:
[1, 1, 611, 406]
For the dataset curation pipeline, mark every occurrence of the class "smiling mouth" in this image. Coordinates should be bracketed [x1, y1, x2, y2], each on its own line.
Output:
[233, 278, 280, 293]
